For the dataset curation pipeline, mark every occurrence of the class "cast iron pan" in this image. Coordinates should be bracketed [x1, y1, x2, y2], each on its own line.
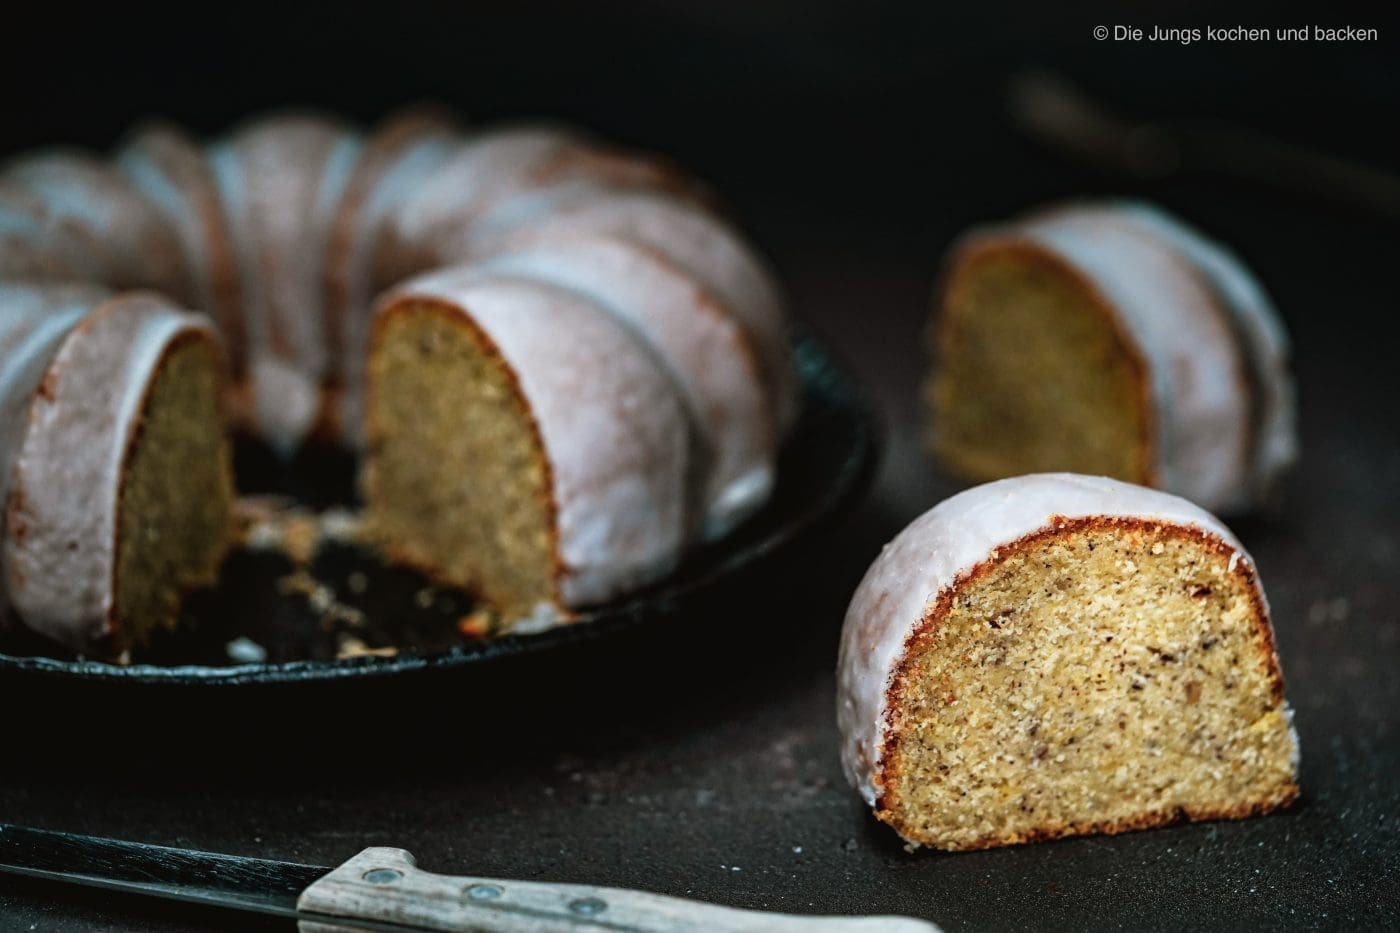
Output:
[0, 334, 877, 688]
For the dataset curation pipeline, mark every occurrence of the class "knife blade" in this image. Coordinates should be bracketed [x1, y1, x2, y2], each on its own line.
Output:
[0, 823, 940, 931]
[0, 823, 319, 920]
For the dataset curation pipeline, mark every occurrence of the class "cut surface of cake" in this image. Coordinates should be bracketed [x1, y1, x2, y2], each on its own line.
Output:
[929, 200, 1295, 513]
[1, 288, 234, 655]
[838, 473, 1299, 851]
[363, 271, 689, 631]
[932, 244, 1148, 483]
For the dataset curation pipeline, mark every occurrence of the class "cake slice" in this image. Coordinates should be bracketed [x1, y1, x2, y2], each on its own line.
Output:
[2, 288, 234, 656]
[838, 473, 1299, 851]
[362, 271, 689, 633]
[929, 201, 1295, 514]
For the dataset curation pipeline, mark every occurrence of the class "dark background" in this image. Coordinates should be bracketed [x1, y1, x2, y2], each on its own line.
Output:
[3, 1, 1397, 250]
[1, 2, 1397, 930]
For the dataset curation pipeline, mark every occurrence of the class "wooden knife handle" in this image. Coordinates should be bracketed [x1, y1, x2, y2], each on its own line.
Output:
[296, 847, 939, 932]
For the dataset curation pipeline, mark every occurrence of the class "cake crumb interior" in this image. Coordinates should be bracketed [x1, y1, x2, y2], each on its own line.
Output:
[113, 338, 235, 648]
[885, 523, 1297, 850]
[362, 302, 556, 625]
[931, 249, 1148, 483]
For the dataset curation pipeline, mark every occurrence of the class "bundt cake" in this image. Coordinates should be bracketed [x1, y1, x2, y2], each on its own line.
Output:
[0, 109, 792, 651]
[0, 284, 233, 655]
[929, 201, 1296, 513]
[838, 473, 1299, 851]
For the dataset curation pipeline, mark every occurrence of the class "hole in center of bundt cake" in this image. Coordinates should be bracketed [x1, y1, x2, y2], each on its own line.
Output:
[883, 523, 1296, 850]
[931, 248, 1149, 483]
[114, 337, 236, 649]
[362, 302, 557, 624]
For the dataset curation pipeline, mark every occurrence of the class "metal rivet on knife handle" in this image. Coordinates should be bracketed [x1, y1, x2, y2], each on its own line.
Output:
[361, 868, 402, 885]
[569, 896, 607, 915]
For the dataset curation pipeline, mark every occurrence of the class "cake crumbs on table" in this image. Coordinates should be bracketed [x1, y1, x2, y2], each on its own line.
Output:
[335, 635, 399, 660]
[234, 498, 367, 567]
[276, 570, 367, 631]
[225, 636, 268, 663]
[457, 610, 494, 639]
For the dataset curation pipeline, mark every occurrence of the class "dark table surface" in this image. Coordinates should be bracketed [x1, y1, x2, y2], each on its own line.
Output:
[1, 5, 1398, 930]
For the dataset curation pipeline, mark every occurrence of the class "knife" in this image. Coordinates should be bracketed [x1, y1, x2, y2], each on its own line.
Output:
[1008, 69, 1400, 222]
[0, 824, 939, 931]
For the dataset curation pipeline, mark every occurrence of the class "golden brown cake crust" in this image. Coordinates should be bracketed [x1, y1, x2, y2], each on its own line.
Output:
[876, 792, 1299, 853]
[874, 514, 1296, 851]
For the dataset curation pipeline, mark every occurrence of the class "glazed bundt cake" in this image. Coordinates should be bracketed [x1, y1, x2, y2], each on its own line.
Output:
[0, 284, 234, 655]
[929, 201, 1296, 513]
[0, 109, 792, 651]
[838, 473, 1299, 851]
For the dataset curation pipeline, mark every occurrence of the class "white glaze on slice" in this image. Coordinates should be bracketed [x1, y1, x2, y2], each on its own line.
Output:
[0, 283, 111, 620]
[1110, 202, 1297, 499]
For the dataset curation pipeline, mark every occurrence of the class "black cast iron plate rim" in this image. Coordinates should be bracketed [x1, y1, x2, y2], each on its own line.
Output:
[0, 334, 877, 687]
